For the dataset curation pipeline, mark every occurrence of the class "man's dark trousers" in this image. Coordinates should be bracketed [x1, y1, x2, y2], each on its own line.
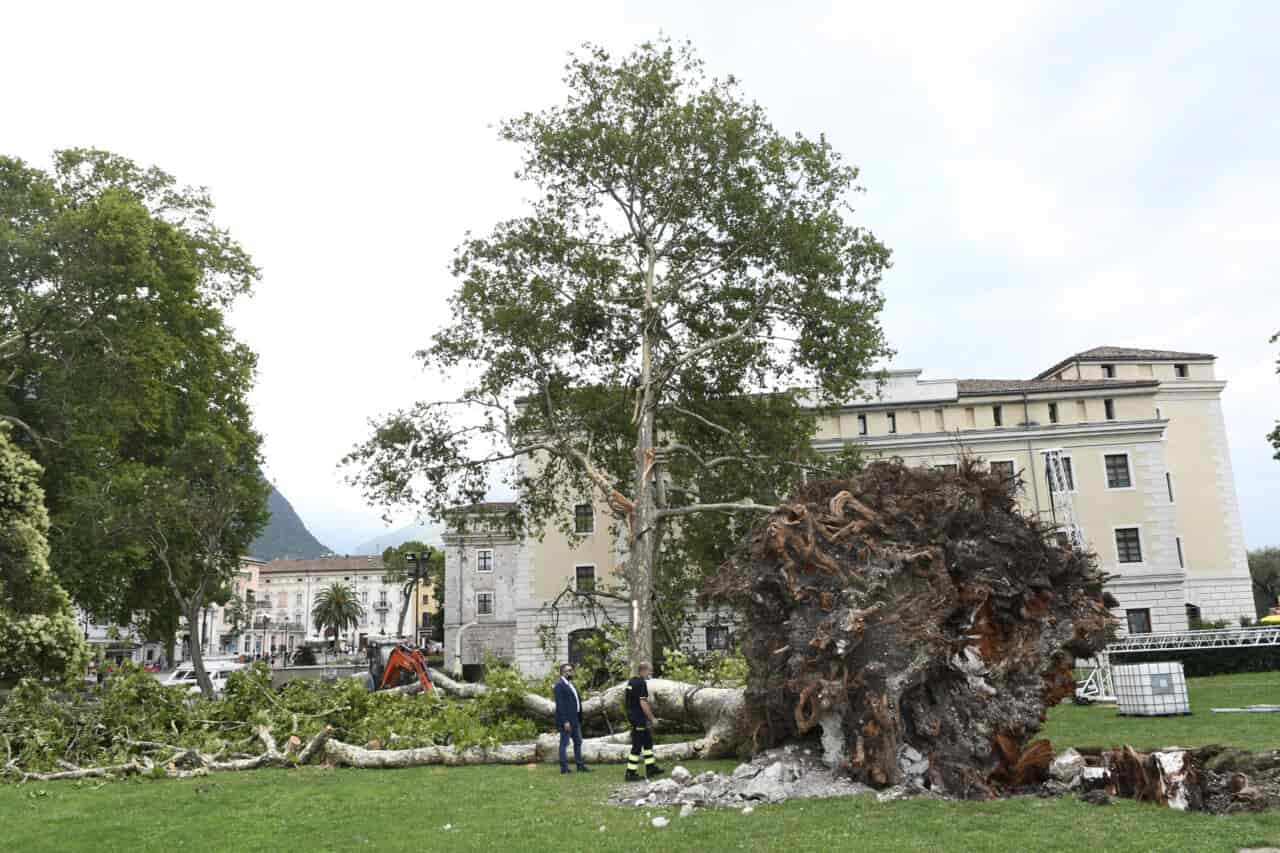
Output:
[559, 721, 584, 772]
[553, 676, 586, 771]
[627, 722, 655, 775]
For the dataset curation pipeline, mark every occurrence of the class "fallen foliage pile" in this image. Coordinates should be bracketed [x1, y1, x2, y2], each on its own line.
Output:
[703, 458, 1117, 798]
[0, 662, 539, 781]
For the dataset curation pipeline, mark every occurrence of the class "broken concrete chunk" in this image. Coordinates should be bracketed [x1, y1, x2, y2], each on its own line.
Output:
[1049, 748, 1085, 786]
[670, 765, 692, 786]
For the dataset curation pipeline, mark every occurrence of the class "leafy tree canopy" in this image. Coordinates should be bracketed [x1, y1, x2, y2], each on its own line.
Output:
[0, 426, 88, 684]
[345, 40, 889, 663]
[0, 149, 262, 631]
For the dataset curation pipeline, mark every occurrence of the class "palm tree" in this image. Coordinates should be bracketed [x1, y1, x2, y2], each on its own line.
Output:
[311, 583, 364, 650]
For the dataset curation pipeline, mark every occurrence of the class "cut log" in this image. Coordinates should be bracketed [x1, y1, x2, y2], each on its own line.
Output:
[324, 732, 709, 769]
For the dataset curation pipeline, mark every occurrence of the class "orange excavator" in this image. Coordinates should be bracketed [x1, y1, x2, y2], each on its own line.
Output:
[365, 640, 434, 692]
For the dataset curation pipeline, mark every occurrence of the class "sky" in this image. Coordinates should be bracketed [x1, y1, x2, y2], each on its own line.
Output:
[5, 1, 1278, 553]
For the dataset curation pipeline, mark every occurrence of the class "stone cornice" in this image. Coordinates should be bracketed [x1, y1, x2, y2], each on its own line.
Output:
[812, 418, 1168, 452]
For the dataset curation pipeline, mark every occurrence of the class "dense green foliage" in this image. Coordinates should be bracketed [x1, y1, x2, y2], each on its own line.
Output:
[1251, 546, 1280, 618]
[345, 39, 885, 662]
[0, 149, 267, 643]
[0, 429, 87, 684]
[0, 661, 539, 775]
[1113, 645, 1280, 678]
[249, 486, 332, 560]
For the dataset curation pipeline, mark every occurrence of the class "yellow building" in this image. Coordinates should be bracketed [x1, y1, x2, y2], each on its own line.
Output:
[444, 346, 1253, 676]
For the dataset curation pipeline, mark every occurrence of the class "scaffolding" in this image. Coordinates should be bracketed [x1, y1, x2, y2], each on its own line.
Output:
[1076, 627, 1280, 702]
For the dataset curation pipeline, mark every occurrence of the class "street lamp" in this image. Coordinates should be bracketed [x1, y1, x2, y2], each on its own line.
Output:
[404, 552, 423, 643]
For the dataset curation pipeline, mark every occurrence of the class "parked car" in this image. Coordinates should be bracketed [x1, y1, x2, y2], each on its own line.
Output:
[161, 661, 244, 696]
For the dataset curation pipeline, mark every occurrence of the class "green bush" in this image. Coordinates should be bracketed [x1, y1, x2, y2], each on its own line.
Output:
[1114, 645, 1280, 678]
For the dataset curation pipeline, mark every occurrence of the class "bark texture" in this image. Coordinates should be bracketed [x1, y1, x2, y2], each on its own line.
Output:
[702, 459, 1116, 797]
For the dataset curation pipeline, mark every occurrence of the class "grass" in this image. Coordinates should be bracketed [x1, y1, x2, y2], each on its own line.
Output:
[1041, 671, 1280, 752]
[1, 673, 1277, 852]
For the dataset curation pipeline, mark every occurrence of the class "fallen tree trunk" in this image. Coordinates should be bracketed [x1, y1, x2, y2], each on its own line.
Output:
[422, 668, 749, 759]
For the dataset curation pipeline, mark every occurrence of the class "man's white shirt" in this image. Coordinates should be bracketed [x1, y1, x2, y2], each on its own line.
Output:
[560, 676, 581, 713]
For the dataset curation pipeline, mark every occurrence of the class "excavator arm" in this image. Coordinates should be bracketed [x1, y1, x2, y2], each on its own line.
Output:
[377, 643, 434, 692]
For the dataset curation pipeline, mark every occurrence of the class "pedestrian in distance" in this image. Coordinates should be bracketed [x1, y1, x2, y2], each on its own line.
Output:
[553, 663, 590, 774]
[624, 661, 663, 782]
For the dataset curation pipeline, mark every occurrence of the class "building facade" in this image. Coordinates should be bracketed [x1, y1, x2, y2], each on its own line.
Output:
[444, 346, 1256, 676]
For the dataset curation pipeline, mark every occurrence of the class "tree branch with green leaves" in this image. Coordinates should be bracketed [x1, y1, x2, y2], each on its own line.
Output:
[344, 39, 890, 667]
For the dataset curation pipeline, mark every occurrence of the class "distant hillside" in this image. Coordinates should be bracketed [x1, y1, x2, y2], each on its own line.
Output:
[354, 521, 444, 556]
[249, 486, 333, 560]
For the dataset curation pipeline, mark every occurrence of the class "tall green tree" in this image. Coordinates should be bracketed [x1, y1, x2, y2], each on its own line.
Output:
[381, 541, 444, 639]
[141, 431, 268, 697]
[345, 40, 889, 667]
[0, 427, 88, 685]
[1250, 547, 1280, 618]
[0, 149, 262, 638]
[311, 583, 364, 649]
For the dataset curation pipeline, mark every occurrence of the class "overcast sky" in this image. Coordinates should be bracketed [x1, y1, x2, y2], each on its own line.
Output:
[6, 1, 1277, 553]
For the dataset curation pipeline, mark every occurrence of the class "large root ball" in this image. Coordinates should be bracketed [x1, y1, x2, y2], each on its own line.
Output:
[702, 458, 1115, 798]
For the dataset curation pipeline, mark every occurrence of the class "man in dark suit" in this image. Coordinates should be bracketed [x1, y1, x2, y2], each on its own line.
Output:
[554, 662, 590, 774]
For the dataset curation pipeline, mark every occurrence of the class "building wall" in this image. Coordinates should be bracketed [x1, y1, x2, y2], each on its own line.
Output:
[443, 519, 521, 671]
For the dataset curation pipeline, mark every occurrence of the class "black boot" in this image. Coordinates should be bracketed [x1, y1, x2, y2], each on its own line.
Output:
[625, 770, 642, 782]
[646, 765, 665, 778]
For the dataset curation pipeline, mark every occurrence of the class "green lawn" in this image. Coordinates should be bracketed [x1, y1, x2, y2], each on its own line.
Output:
[1, 673, 1277, 853]
[1042, 671, 1280, 752]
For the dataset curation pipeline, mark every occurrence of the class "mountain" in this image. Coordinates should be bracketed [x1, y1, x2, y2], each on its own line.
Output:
[353, 521, 444, 556]
[249, 485, 333, 560]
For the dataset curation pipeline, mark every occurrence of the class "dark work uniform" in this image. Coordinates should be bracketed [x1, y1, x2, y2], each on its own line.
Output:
[624, 676, 656, 776]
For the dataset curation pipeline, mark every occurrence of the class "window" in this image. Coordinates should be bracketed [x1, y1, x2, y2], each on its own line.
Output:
[295, 593, 302, 608]
[575, 564, 596, 592]
[1166, 472, 1175, 503]
[1176, 536, 1185, 569]
[992, 405, 1003, 427]
[1174, 363, 1188, 378]
[1126, 609, 1152, 635]
[1046, 457, 1075, 492]
[964, 407, 976, 428]
[1104, 398, 1116, 421]
[887, 412, 897, 434]
[933, 408, 945, 430]
[705, 625, 732, 651]
[476, 549, 494, 573]
[1076, 400, 1087, 421]
[990, 460, 1015, 480]
[935, 463, 958, 474]
[857, 414, 868, 436]
[1102, 364, 1115, 378]
[378, 590, 388, 606]
[1048, 402, 1058, 424]
[573, 503, 594, 534]
[361, 591, 368, 603]
[476, 591, 495, 616]
[277, 591, 287, 608]
[1115, 528, 1143, 563]
[1104, 454, 1132, 489]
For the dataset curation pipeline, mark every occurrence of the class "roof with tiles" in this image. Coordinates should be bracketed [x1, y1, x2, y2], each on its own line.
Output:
[1034, 346, 1215, 380]
[260, 555, 385, 573]
[956, 378, 1158, 396]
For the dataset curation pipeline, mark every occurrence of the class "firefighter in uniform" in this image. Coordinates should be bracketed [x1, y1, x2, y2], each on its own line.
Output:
[624, 661, 664, 781]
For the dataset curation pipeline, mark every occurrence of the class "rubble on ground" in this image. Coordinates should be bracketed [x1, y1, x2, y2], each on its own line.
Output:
[610, 748, 870, 811]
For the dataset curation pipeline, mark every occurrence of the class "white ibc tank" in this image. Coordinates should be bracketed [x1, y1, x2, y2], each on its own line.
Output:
[1113, 661, 1190, 716]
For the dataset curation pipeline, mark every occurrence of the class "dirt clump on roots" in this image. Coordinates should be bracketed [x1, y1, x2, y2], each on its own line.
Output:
[702, 458, 1117, 799]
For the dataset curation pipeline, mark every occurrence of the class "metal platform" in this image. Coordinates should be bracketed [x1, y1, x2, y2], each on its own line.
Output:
[1075, 627, 1280, 703]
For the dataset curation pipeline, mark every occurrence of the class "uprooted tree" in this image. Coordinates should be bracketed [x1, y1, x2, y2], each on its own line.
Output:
[704, 458, 1116, 796]
[342, 38, 890, 669]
